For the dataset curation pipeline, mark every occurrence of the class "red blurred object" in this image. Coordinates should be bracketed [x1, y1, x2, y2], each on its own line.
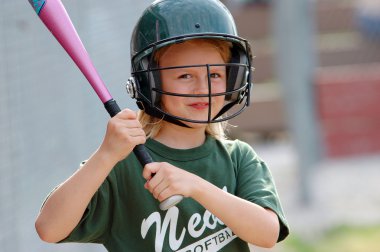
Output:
[316, 64, 380, 157]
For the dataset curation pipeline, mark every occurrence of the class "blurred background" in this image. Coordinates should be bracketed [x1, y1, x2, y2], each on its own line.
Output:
[1, 0, 379, 251]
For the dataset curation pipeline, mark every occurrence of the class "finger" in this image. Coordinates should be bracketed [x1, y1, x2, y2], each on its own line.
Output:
[152, 180, 170, 200]
[106, 117, 140, 134]
[115, 131, 145, 149]
[132, 135, 147, 146]
[120, 128, 145, 138]
[156, 186, 174, 202]
[146, 169, 166, 193]
[111, 117, 143, 132]
[121, 119, 142, 129]
[145, 164, 178, 200]
[142, 163, 160, 180]
[115, 109, 137, 120]
[109, 118, 142, 134]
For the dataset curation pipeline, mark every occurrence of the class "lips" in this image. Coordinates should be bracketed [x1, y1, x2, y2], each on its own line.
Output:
[189, 102, 209, 110]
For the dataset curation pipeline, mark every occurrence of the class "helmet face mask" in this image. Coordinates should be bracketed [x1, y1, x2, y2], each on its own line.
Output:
[128, 0, 253, 125]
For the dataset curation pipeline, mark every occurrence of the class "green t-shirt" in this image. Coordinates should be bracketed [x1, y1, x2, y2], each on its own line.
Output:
[60, 136, 289, 251]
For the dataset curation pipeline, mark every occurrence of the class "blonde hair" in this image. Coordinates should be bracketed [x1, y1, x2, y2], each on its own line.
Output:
[138, 39, 232, 141]
[154, 38, 232, 64]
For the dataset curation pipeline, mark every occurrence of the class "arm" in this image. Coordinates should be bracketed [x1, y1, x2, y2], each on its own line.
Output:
[35, 109, 145, 243]
[191, 177, 280, 248]
[143, 162, 280, 248]
[35, 150, 117, 243]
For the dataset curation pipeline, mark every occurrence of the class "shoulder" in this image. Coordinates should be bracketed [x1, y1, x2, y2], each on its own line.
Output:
[218, 138, 258, 158]
[216, 138, 262, 168]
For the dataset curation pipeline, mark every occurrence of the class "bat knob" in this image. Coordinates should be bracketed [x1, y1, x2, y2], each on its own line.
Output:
[126, 77, 138, 99]
[159, 195, 184, 211]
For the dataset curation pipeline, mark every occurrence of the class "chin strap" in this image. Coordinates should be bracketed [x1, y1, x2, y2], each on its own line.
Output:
[212, 99, 239, 120]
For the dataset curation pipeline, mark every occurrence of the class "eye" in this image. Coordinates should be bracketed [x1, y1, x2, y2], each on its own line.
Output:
[209, 67, 226, 80]
[210, 73, 221, 78]
[179, 73, 192, 79]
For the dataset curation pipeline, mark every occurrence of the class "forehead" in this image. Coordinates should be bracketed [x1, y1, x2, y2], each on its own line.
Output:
[158, 40, 225, 66]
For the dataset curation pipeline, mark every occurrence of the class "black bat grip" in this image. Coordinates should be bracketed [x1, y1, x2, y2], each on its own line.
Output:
[104, 99, 183, 210]
[104, 99, 122, 117]
[133, 144, 153, 166]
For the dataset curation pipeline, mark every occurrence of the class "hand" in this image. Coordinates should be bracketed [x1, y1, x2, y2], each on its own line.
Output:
[98, 109, 146, 163]
[142, 162, 199, 202]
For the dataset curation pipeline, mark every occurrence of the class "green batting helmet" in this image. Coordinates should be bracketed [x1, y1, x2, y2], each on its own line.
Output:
[126, 0, 253, 125]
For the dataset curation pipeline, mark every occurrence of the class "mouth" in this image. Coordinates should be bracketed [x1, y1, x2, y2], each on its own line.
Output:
[188, 102, 209, 110]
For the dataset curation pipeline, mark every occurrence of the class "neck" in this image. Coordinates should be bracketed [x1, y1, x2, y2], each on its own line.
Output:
[153, 122, 207, 149]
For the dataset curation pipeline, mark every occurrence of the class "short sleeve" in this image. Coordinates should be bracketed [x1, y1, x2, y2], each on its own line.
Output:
[233, 141, 289, 242]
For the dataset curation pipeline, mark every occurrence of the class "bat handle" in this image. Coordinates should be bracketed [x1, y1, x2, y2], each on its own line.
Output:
[104, 99, 122, 117]
[104, 99, 184, 210]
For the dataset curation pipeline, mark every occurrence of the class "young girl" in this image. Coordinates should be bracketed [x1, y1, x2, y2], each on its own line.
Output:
[35, 0, 289, 251]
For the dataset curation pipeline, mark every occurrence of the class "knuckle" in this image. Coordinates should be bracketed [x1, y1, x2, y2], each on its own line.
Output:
[145, 162, 154, 170]
[107, 119, 117, 129]
[158, 194, 165, 202]
[139, 136, 147, 144]
[146, 182, 152, 192]
[166, 174, 175, 183]
[120, 108, 132, 115]
[160, 163, 170, 172]
[121, 133, 131, 142]
[125, 109, 136, 117]
[168, 181, 178, 191]
[143, 170, 151, 179]
[153, 190, 159, 199]
[132, 119, 141, 127]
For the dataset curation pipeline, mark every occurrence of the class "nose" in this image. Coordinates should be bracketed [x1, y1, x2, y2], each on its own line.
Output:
[193, 70, 209, 94]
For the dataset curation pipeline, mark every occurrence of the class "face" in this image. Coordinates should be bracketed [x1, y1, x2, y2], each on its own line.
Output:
[158, 41, 227, 125]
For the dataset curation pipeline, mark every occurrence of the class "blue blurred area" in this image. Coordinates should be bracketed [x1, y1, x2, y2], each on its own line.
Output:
[356, 13, 380, 39]
[355, 0, 380, 40]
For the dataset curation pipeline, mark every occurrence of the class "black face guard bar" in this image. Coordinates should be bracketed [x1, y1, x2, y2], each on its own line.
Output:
[129, 33, 253, 124]
[131, 63, 251, 124]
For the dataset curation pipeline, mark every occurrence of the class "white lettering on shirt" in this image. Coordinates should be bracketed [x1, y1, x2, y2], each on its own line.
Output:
[141, 186, 233, 252]
[176, 227, 236, 252]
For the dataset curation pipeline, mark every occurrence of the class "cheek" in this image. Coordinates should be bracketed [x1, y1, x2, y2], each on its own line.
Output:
[211, 80, 226, 92]
[215, 95, 225, 105]
[162, 81, 191, 95]
[215, 84, 226, 93]
[161, 94, 183, 110]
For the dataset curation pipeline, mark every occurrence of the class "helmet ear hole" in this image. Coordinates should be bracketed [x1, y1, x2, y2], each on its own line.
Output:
[147, 59, 162, 107]
[138, 56, 162, 107]
[226, 45, 249, 101]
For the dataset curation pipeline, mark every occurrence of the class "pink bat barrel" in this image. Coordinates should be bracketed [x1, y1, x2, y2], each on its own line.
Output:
[28, 0, 184, 210]
[30, 0, 112, 103]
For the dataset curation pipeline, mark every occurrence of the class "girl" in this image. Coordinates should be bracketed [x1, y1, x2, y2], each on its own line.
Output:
[35, 0, 289, 251]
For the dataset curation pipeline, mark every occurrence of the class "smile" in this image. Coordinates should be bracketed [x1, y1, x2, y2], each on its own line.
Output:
[189, 102, 209, 110]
